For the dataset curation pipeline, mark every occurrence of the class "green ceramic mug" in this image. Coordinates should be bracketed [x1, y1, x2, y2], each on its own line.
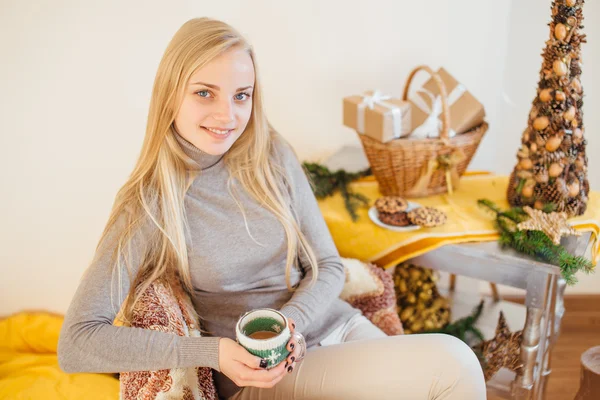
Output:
[235, 308, 291, 369]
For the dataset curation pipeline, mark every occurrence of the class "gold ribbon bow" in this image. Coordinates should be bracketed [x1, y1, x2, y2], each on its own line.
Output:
[406, 148, 466, 197]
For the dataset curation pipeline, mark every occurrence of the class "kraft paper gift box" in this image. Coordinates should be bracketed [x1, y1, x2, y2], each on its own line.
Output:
[408, 67, 486, 139]
[343, 90, 412, 143]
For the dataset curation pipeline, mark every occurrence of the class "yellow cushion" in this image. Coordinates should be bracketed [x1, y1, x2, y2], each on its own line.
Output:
[0, 312, 119, 399]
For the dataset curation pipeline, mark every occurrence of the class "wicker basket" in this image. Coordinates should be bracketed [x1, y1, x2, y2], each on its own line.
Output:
[356, 65, 488, 197]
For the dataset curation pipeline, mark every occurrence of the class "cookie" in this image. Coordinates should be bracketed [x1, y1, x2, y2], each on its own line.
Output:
[407, 207, 447, 228]
[374, 196, 409, 214]
[378, 211, 412, 227]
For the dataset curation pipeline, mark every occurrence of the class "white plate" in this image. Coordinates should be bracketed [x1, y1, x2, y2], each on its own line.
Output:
[368, 202, 422, 232]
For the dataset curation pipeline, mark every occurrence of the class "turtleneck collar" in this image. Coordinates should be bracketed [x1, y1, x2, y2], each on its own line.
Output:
[173, 129, 225, 171]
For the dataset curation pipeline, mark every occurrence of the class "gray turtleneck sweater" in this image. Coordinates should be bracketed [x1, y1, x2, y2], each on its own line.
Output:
[57, 131, 361, 399]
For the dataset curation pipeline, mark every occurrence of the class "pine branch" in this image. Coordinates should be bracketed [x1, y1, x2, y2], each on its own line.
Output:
[302, 162, 371, 221]
[478, 199, 594, 285]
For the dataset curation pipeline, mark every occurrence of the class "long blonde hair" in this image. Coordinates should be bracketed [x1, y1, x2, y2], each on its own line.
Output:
[99, 17, 320, 324]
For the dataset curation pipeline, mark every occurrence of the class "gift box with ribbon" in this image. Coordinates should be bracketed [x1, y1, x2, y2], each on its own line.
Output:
[343, 90, 412, 143]
[408, 67, 486, 139]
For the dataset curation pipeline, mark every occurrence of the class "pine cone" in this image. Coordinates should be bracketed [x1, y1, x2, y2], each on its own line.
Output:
[582, 178, 590, 196]
[570, 33, 587, 49]
[561, 135, 574, 153]
[558, 5, 577, 18]
[533, 164, 549, 184]
[570, 59, 582, 76]
[550, 117, 569, 133]
[507, 171, 524, 207]
[566, 147, 578, 162]
[554, 42, 573, 56]
[576, 98, 584, 109]
[575, 8, 584, 24]
[538, 104, 553, 117]
[539, 78, 554, 90]
[535, 150, 565, 165]
[543, 178, 570, 205]
[550, 100, 566, 112]
[554, 13, 567, 24]
[564, 197, 582, 217]
[534, 184, 545, 201]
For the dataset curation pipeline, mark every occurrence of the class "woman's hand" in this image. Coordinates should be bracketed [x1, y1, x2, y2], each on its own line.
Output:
[218, 338, 288, 388]
[283, 317, 306, 374]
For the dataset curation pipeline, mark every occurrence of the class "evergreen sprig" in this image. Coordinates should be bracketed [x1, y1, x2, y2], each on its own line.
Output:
[478, 199, 594, 285]
[302, 162, 371, 221]
[422, 300, 485, 344]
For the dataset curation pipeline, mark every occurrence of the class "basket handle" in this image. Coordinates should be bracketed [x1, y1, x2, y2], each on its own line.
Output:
[401, 65, 451, 142]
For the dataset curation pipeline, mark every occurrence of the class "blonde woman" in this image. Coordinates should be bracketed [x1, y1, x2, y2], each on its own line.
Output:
[57, 17, 487, 400]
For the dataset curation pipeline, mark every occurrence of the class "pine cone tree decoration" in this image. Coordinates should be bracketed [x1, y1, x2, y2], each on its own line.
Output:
[508, 0, 589, 217]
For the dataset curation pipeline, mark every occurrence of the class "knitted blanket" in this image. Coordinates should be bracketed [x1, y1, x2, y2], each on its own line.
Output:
[119, 279, 218, 400]
[340, 257, 404, 335]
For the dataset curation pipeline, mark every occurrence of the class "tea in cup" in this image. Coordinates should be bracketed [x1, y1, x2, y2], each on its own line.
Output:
[235, 308, 291, 369]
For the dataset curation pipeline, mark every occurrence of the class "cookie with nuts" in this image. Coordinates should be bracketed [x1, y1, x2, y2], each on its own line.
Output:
[374, 196, 409, 214]
[407, 207, 447, 228]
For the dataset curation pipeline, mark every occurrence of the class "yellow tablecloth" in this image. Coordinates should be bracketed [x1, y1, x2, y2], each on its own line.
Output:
[317, 173, 600, 270]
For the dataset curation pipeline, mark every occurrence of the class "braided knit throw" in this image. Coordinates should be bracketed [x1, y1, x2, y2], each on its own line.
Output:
[119, 279, 218, 400]
[340, 257, 404, 336]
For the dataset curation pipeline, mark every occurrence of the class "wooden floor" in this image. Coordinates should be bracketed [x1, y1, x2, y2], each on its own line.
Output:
[489, 295, 600, 400]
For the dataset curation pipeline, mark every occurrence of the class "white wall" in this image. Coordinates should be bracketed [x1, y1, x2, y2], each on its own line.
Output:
[1, 0, 598, 316]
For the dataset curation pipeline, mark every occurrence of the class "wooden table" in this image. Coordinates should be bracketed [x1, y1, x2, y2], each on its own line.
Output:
[323, 146, 595, 400]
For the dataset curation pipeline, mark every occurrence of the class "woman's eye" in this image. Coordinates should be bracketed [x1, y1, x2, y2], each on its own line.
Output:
[196, 90, 211, 98]
[235, 92, 251, 101]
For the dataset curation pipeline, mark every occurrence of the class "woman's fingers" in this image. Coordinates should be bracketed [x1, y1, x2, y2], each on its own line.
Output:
[286, 340, 300, 364]
[286, 360, 297, 374]
[288, 317, 296, 333]
[234, 346, 269, 370]
[234, 360, 287, 387]
[286, 336, 296, 352]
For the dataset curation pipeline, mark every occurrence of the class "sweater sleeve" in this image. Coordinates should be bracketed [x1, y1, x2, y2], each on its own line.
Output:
[274, 137, 347, 333]
[57, 211, 221, 374]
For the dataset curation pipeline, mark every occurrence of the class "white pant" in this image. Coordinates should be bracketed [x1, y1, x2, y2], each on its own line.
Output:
[229, 313, 487, 400]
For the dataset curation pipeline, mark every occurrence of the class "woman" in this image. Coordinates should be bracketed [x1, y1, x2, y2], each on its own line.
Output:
[57, 17, 487, 399]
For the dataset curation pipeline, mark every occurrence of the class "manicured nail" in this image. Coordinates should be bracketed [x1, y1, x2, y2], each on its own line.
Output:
[285, 362, 289, 368]
[290, 343, 295, 350]
[288, 366, 293, 373]
[260, 359, 268, 369]
[290, 356, 295, 362]
[292, 323, 296, 329]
